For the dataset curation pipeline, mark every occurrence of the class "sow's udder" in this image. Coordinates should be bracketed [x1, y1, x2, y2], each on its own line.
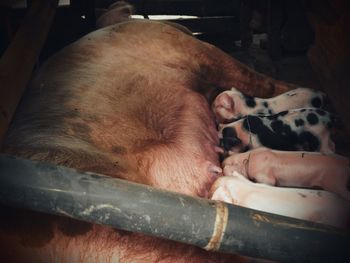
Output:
[137, 92, 223, 198]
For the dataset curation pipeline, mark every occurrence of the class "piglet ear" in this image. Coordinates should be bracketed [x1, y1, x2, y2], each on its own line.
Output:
[220, 137, 242, 151]
[212, 92, 235, 123]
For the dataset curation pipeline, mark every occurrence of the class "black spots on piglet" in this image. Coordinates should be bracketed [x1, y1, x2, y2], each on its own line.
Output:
[295, 119, 305, 127]
[271, 120, 284, 133]
[307, 113, 319, 125]
[311, 97, 322, 108]
[272, 121, 293, 136]
[263, 102, 269, 108]
[267, 114, 275, 120]
[298, 131, 320, 151]
[243, 94, 257, 108]
[243, 114, 322, 152]
[243, 116, 298, 151]
[243, 115, 263, 134]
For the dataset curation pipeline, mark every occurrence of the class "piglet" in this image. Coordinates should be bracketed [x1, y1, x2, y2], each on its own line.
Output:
[222, 147, 350, 201]
[219, 108, 335, 154]
[213, 87, 326, 123]
[210, 172, 350, 228]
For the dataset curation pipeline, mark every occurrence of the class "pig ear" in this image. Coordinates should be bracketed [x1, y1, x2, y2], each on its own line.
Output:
[213, 92, 236, 122]
[220, 137, 242, 151]
[230, 137, 242, 146]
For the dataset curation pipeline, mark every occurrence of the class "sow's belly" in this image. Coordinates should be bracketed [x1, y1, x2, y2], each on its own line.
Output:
[0, 20, 294, 262]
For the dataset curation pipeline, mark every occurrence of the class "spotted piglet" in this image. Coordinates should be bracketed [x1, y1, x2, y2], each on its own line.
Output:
[219, 108, 335, 154]
[213, 87, 326, 123]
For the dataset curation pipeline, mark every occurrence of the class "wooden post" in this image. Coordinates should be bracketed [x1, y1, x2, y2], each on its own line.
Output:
[0, 0, 59, 145]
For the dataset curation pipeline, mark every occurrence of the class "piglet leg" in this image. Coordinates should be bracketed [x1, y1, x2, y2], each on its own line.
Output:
[210, 172, 350, 228]
[223, 148, 350, 201]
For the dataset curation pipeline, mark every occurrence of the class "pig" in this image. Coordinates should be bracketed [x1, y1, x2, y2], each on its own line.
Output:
[219, 108, 335, 154]
[0, 20, 299, 263]
[210, 172, 350, 228]
[213, 87, 326, 123]
[222, 147, 350, 201]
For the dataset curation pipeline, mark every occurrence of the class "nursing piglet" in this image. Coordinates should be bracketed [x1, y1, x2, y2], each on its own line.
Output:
[222, 147, 350, 201]
[219, 108, 335, 154]
[213, 87, 326, 123]
[210, 172, 350, 228]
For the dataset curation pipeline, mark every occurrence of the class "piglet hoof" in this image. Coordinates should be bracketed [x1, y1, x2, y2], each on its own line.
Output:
[212, 92, 235, 123]
[210, 186, 234, 204]
[210, 172, 250, 206]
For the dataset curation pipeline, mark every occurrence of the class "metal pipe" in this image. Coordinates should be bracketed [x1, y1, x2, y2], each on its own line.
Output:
[0, 154, 349, 262]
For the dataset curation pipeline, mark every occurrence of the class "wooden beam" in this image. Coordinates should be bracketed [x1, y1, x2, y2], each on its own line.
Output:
[0, 0, 59, 145]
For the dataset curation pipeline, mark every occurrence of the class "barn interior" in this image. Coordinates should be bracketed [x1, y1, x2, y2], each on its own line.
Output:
[0, 0, 350, 262]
